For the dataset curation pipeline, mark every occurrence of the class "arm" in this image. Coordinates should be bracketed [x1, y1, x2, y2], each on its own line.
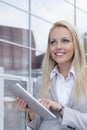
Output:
[38, 97, 87, 130]
[62, 107, 87, 130]
[16, 97, 42, 130]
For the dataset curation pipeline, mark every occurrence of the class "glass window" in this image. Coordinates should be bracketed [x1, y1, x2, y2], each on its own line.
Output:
[4, 79, 28, 130]
[31, 0, 74, 23]
[31, 16, 52, 53]
[0, 42, 30, 76]
[0, 0, 29, 29]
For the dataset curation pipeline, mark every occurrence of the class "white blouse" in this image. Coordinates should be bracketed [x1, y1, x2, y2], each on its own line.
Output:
[50, 66, 75, 106]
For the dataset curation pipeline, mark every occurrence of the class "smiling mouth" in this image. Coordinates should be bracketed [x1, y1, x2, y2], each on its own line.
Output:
[55, 52, 65, 56]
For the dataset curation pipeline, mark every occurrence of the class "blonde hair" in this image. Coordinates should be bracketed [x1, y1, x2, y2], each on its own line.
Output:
[40, 20, 87, 100]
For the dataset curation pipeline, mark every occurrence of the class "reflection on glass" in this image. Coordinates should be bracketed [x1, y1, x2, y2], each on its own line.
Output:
[31, 50, 44, 77]
[0, 26, 30, 46]
[0, 0, 29, 29]
[0, 25, 44, 77]
[4, 80, 27, 130]
[4, 102, 26, 130]
[31, 16, 52, 53]
[0, 42, 29, 76]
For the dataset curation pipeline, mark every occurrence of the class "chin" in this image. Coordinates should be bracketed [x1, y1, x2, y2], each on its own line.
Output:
[56, 60, 66, 65]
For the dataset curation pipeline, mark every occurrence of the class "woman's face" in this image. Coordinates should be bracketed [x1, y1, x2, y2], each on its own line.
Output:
[49, 27, 74, 66]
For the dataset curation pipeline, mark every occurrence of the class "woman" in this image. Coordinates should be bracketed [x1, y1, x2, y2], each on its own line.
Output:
[16, 21, 87, 130]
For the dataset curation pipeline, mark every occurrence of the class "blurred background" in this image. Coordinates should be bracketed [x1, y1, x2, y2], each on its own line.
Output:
[0, 0, 87, 130]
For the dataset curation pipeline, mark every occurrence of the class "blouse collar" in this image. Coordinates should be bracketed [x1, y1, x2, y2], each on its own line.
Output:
[50, 65, 75, 80]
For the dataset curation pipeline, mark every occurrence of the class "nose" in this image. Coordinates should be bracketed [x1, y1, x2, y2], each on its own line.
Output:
[56, 41, 62, 49]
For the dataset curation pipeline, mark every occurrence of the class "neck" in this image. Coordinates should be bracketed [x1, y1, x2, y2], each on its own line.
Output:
[57, 63, 71, 79]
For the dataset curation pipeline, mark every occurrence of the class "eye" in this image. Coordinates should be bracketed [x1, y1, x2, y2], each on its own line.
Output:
[62, 39, 70, 43]
[50, 40, 57, 45]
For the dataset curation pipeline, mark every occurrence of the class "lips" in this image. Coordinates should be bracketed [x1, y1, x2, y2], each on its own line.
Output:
[55, 52, 65, 56]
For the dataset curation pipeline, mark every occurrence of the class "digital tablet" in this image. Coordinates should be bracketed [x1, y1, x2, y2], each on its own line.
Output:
[8, 83, 56, 119]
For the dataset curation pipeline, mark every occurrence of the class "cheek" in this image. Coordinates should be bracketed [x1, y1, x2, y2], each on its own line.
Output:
[68, 46, 74, 57]
[67, 44, 74, 53]
[49, 46, 54, 53]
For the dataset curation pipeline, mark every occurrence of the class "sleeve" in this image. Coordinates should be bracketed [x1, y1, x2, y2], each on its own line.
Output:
[26, 76, 43, 130]
[62, 107, 87, 130]
[26, 113, 42, 130]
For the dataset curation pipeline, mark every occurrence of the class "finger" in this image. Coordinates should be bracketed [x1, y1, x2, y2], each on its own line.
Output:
[38, 98, 50, 109]
[16, 98, 25, 108]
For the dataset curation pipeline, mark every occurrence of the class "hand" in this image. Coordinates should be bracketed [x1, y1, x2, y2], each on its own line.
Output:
[38, 98, 62, 111]
[16, 97, 31, 112]
[16, 97, 35, 121]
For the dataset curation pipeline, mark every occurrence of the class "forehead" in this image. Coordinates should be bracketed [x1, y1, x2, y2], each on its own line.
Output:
[50, 26, 72, 39]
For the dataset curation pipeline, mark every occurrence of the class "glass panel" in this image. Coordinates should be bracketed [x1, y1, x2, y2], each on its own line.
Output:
[31, 0, 74, 23]
[64, 0, 87, 34]
[4, 102, 26, 130]
[4, 79, 27, 130]
[31, 16, 53, 53]
[0, 42, 30, 76]
[73, 0, 87, 63]
[0, 26, 29, 46]
[0, 0, 29, 29]
[83, 36, 87, 63]
[31, 50, 44, 77]
[76, 7, 87, 34]
[76, 0, 87, 12]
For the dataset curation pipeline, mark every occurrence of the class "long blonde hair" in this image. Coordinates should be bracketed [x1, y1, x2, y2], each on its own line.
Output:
[40, 20, 87, 100]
